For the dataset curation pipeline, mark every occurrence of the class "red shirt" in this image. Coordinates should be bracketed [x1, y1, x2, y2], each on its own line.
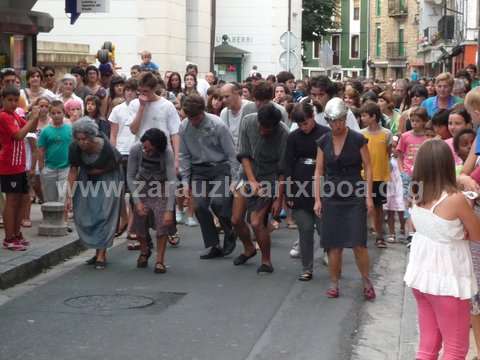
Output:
[0, 110, 27, 175]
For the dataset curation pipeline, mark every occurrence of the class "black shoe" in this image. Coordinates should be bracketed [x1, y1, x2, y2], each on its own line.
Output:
[200, 247, 224, 259]
[257, 264, 274, 274]
[85, 255, 97, 265]
[222, 232, 237, 256]
[233, 250, 257, 266]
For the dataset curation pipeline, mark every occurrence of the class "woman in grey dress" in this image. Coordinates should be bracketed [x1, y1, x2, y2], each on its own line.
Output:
[67, 117, 123, 270]
[313, 98, 375, 300]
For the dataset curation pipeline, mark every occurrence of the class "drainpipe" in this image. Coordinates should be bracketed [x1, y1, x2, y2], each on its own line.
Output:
[366, 0, 371, 78]
[477, 0, 480, 69]
[210, 0, 216, 73]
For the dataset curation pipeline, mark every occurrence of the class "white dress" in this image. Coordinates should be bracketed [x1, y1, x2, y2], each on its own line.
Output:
[404, 192, 478, 300]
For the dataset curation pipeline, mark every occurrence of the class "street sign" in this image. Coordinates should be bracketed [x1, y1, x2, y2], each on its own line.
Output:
[279, 51, 299, 70]
[77, 0, 110, 13]
[280, 31, 298, 50]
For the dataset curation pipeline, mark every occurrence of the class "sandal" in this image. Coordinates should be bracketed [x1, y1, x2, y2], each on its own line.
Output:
[154, 262, 167, 274]
[326, 287, 339, 298]
[127, 233, 138, 240]
[85, 255, 97, 265]
[375, 238, 387, 248]
[386, 234, 396, 243]
[94, 260, 106, 270]
[364, 280, 376, 301]
[298, 271, 313, 281]
[21, 219, 32, 228]
[115, 223, 128, 237]
[168, 233, 180, 247]
[127, 240, 140, 251]
[137, 249, 152, 268]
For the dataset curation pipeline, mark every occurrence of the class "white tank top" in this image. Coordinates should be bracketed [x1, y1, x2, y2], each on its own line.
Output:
[404, 192, 478, 299]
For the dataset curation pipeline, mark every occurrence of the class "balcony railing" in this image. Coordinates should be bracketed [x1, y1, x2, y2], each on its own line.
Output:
[422, 26, 440, 45]
[388, 0, 408, 17]
[386, 42, 407, 59]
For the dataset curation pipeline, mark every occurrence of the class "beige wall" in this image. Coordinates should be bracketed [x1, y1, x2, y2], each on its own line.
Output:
[186, 0, 212, 74]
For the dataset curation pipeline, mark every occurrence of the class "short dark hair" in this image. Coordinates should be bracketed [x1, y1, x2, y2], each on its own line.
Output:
[360, 101, 383, 123]
[431, 109, 451, 127]
[50, 100, 65, 112]
[348, 80, 364, 94]
[130, 65, 141, 72]
[257, 103, 282, 128]
[124, 78, 138, 91]
[252, 81, 274, 101]
[182, 94, 206, 117]
[409, 84, 428, 99]
[70, 66, 86, 81]
[85, 65, 99, 77]
[361, 91, 379, 104]
[449, 104, 472, 124]
[109, 75, 126, 99]
[1, 85, 20, 98]
[453, 128, 476, 153]
[138, 72, 158, 89]
[309, 75, 337, 97]
[276, 71, 295, 84]
[0, 68, 16, 81]
[42, 65, 55, 75]
[84, 95, 102, 118]
[266, 75, 277, 83]
[291, 101, 314, 123]
[140, 128, 168, 153]
[26, 67, 44, 82]
[186, 64, 198, 74]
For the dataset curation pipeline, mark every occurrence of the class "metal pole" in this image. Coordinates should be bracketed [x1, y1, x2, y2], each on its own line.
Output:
[210, 0, 216, 73]
[287, 0, 292, 72]
[288, 0, 292, 31]
[477, 0, 480, 70]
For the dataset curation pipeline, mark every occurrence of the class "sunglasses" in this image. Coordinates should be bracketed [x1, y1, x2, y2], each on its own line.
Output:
[45, 73, 55, 78]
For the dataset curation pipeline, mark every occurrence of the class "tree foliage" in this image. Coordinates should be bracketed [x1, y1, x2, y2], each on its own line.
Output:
[302, 0, 338, 42]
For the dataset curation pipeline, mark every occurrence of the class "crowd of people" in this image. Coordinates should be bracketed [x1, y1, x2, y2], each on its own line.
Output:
[2, 52, 480, 358]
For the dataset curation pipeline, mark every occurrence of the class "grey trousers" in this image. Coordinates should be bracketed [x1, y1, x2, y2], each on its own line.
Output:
[191, 176, 233, 249]
[293, 208, 322, 272]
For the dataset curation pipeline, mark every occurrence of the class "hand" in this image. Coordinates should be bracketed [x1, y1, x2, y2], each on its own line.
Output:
[366, 197, 374, 215]
[163, 211, 174, 227]
[66, 197, 73, 213]
[271, 198, 283, 218]
[138, 94, 149, 106]
[30, 105, 40, 119]
[249, 181, 263, 196]
[459, 175, 480, 193]
[286, 201, 294, 208]
[175, 158, 179, 176]
[135, 202, 148, 216]
[29, 169, 35, 178]
[314, 199, 322, 217]
[184, 186, 192, 200]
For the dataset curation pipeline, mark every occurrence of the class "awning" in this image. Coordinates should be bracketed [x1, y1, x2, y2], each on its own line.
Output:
[0, 8, 53, 35]
[215, 36, 249, 60]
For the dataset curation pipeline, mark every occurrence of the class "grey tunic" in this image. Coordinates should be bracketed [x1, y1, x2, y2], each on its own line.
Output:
[179, 112, 236, 183]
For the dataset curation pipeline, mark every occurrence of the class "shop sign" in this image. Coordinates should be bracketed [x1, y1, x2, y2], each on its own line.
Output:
[77, 0, 110, 13]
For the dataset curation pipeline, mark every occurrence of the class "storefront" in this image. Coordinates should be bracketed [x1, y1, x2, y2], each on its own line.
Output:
[214, 36, 249, 82]
[0, 8, 53, 72]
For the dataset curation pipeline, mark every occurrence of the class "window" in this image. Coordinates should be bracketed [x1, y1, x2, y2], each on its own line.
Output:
[376, 0, 381, 16]
[399, 28, 405, 56]
[350, 35, 359, 59]
[353, 0, 360, 20]
[312, 37, 323, 59]
[375, 25, 381, 57]
[332, 35, 340, 65]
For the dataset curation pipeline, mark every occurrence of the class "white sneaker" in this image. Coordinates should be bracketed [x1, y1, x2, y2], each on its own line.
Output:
[176, 210, 185, 224]
[185, 217, 199, 227]
[289, 240, 300, 258]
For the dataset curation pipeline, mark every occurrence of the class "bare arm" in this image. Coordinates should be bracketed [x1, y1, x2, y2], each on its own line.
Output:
[454, 194, 480, 241]
[170, 134, 180, 173]
[129, 103, 145, 135]
[110, 122, 119, 147]
[313, 147, 324, 216]
[37, 147, 45, 171]
[360, 144, 374, 212]
[28, 137, 37, 175]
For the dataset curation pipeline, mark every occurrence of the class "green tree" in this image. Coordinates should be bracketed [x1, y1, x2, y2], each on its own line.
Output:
[302, 0, 338, 42]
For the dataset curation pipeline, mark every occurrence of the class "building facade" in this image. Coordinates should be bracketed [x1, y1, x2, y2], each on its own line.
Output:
[215, 0, 303, 80]
[302, 0, 368, 80]
[33, 0, 211, 75]
[368, 0, 421, 80]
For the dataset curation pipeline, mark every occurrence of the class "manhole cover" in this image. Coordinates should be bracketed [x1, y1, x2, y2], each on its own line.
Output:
[64, 294, 155, 311]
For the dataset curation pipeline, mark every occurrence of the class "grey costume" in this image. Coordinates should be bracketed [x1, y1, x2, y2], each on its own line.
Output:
[179, 112, 237, 250]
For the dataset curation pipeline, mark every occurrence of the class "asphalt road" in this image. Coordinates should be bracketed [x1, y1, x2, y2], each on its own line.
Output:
[0, 225, 380, 360]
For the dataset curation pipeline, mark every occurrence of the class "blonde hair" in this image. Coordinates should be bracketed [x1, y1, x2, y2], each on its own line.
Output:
[435, 72, 454, 87]
[465, 87, 480, 113]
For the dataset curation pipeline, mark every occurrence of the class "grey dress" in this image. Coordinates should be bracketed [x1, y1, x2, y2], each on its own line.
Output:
[316, 129, 368, 249]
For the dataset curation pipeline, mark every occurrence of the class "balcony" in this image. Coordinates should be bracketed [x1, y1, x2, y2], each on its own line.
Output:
[387, 42, 407, 59]
[422, 26, 441, 45]
[388, 0, 408, 17]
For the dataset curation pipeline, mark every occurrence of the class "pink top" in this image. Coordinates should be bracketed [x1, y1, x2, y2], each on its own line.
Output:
[396, 130, 427, 176]
[445, 137, 463, 166]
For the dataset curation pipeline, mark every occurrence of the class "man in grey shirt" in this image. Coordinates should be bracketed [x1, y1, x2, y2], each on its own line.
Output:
[179, 95, 237, 259]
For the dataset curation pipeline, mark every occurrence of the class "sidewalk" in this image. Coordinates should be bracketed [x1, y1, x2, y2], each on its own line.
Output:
[351, 242, 477, 360]
[0, 204, 84, 290]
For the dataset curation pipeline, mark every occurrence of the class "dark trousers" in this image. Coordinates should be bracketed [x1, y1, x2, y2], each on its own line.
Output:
[191, 175, 234, 249]
[293, 208, 322, 272]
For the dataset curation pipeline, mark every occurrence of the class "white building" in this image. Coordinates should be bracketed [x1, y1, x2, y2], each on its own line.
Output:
[33, 0, 212, 75]
[215, 0, 303, 79]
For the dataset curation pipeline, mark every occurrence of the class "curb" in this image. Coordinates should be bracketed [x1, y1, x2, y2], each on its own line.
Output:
[0, 238, 85, 290]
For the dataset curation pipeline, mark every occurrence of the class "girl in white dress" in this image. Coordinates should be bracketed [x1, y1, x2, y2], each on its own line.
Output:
[404, 139, 480, 360]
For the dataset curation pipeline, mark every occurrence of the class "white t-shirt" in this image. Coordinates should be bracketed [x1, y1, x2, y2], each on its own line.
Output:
[219, 99, 253, 146]
[25, 132, 37, 171]
[127, 97, 181, 145]
[108, 102, 136, 155]
[197, 78, 210, 98]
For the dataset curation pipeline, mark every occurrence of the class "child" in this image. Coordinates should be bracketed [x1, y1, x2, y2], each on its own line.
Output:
[0, 86, 40, 251]
[396, 107, 429, 245]
[446, 105, 472, 165]
[360, 101, 392, 248]
[378, 91, 401, 134]
[404, 139, 480, 360]
[139, 50, 159, 72]
[64, 98, 83, 124]
[453, 128, 475, 164]
[38, 100, 72, 206]
[85, 95, 110, 138]
[431, 109, 451, 140]
[383, 135, 406, 243]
